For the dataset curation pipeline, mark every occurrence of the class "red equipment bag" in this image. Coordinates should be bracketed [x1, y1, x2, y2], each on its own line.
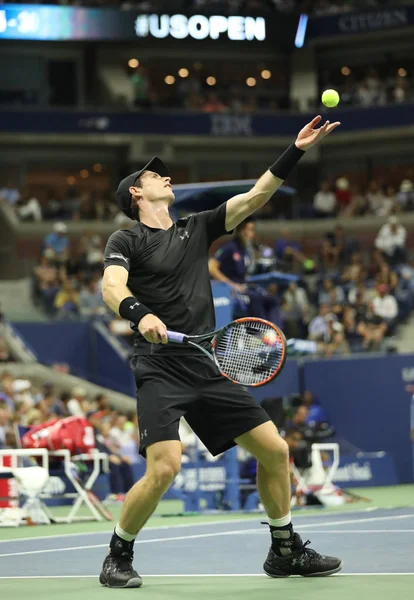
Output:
[21, 416, 95, 455]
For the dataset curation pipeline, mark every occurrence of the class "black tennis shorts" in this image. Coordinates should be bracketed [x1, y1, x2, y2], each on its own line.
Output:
[130, 354, 270, 458]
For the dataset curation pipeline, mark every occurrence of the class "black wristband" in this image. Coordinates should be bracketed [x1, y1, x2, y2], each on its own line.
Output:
[269, 143, 305, 180]
[119, 296, 152, 323]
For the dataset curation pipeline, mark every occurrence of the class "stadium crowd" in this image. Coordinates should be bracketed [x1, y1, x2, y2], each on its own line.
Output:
[320, 66, 414, 110]
[209, 216, 413, 355]
[2, 173, 414, 224]
[19, 204, 412, 357]
[0, 374, 141, 501]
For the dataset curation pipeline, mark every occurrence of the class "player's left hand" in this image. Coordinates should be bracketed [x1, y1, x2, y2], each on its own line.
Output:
[295, 115, 341, 151]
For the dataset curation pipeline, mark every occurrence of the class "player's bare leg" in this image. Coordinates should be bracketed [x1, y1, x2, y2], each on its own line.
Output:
[99, 440, 182, 588]
[236, 422, 343, 577]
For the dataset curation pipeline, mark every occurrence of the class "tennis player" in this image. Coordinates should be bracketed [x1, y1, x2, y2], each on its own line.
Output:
[99, 115, 342, 588]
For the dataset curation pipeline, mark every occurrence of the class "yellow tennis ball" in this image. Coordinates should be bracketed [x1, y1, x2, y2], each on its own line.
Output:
[322, 89, 340, 108]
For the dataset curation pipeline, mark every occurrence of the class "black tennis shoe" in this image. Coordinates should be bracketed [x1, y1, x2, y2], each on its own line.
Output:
[263, 532, 343, 578]
[99, 539, 142, 588]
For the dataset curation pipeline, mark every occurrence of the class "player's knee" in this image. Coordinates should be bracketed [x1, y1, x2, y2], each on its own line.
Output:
[259, 438, 289, 471]
[147, 457, 181, 490]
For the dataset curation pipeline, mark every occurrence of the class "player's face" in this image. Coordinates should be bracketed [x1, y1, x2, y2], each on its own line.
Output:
[240, 222, 256, 244]
[140, 170, 175, 206]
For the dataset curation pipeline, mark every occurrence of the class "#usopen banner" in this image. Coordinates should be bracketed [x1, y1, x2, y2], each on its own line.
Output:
[0, 4, 266, 41]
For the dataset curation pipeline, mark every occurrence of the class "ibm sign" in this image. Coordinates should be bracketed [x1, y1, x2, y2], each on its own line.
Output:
[135, 14, 266, 41]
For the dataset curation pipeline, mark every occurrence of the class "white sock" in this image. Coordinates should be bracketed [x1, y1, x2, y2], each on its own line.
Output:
[115, 523, 136, 542]
[268, 512, 292, 528]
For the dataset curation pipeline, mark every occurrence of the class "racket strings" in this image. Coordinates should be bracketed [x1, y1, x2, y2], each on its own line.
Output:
[214, 320, 285, 385]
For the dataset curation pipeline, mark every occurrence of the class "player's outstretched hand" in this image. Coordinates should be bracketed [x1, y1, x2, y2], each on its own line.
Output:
[138, 314, 168, 344]
[295, 115, 340, 151]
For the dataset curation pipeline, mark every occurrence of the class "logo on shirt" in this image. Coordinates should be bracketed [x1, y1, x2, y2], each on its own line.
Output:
[108, 253, 129, 263]
[179, 230, 189, 240]
[233, 252, 241, 261]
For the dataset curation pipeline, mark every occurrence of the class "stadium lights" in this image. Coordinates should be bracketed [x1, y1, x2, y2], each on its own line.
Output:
[80, 169, 89, 179]
[178, 68, 189, 78]
[93, 163, 102, 173]
[341, 66, 351, 76]
[246, 77, 256, 87]
[261, 69, 271, 80]
[206, 76, 216, 86]
[165, 75, 176, 84]
[128, 58, 139, 68]
[67, 176, 76, 185]
[294, 13, 308, 48]
[398, 68, 407, 77]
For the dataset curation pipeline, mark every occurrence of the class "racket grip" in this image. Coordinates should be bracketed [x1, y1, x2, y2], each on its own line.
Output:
[166, 330, 186, 344]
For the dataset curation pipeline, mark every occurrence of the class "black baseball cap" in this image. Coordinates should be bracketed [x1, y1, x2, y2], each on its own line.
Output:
[116, 156, 169, 219]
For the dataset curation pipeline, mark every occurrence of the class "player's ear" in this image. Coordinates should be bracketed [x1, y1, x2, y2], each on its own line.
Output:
[129, 186, 142, 198]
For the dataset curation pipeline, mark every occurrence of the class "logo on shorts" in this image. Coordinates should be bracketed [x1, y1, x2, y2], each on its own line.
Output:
[140, 430, 148, 440]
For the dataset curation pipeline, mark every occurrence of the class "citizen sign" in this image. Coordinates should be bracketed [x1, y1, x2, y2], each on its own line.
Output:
[135, 14, 266, 41]
[338, 9, 408, 33]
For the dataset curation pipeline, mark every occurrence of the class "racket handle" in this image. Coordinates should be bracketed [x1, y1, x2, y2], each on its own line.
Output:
[166, 330, 186, 344]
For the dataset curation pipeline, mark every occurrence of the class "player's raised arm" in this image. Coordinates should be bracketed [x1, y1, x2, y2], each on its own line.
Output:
[102, 265, 167, 344]
[225, 115, 341, 231]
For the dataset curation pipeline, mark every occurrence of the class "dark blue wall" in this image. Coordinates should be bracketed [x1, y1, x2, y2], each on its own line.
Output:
[302, 354, 413, 483]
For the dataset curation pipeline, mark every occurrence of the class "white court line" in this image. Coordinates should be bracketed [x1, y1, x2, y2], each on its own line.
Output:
[2, 505, 412, 545]
[0, 573, 413, 579]
[1, 514, 414, 559]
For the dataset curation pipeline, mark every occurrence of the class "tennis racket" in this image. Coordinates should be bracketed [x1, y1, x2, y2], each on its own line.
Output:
[167, 317, 287, 387]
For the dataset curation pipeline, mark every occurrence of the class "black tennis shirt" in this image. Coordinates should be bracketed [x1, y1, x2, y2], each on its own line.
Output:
[104, 202, 230, 355]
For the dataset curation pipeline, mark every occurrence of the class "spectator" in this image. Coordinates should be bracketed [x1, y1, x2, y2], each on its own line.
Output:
[341, 252, 364, 283]
[79, 279, 107, 318]
[344, 184, 367, 217]
[318, 278, 345, 305]
[356, 301, 388, 351]
[33, 250, 62, 312]
[282, 281, 310, 338]
[372, 284, 398, 329]
[335, 177, 351, 215]
[0, 400, 11, 445]
[375, 216, 407, 265]
[89, 394, 112, 424]
[209, 219, 255, 293]
[95, 421, 135, 502]
[131, 66, 150, 109]
[67, 387, 87, 417]
[0, 180, 20, 207]
[54, 279, 80, 319]
[324, 320, 350, 356]
[366, 180, 387, 216]
[375, 262, 398, 292]
[348, 279, 374, 305]
[81, 234, 104, 272]
[43, 222, 69, 264]
[17, 189, 42, 221]
[308, 303, 330, 341]
[313, 180, 336, 218]
[301, 391, 328, 428]
[202, 92, 226, 113]
[274, 229, 306, 273]
[397, 179, 414, 211]
[209, 219, 279, 322]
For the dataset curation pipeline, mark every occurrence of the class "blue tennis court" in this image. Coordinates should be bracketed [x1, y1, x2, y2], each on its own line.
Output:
[1, 505, 413, 600]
